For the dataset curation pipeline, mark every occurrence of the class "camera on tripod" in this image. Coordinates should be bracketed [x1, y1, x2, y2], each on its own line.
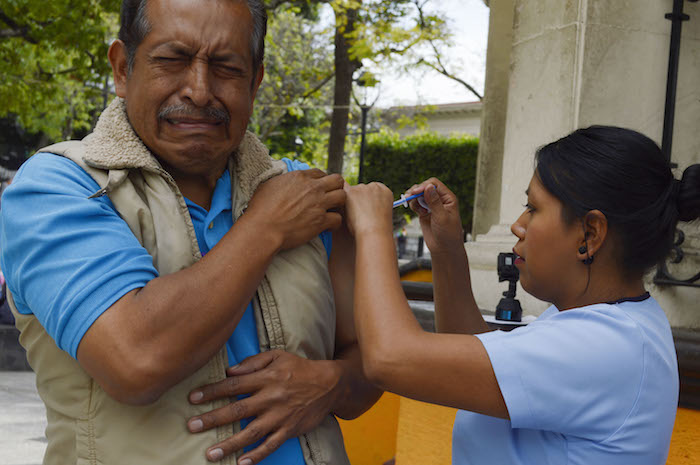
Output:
[496, 252, 522, 322]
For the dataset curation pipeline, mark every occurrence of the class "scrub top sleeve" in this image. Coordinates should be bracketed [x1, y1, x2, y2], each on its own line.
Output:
[476, 307, 645, 441]
[0, 153, 159, 359]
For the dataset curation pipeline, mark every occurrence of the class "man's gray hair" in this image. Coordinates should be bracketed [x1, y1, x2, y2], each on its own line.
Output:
[118, 0, 267, 74]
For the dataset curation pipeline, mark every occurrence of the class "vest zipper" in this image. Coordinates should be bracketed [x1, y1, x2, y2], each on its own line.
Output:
[303, 433, 320, 464]
[87, 186, 108, 199]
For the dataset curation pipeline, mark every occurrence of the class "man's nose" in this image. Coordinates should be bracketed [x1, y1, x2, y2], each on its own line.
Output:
[182, 60, 213, 107]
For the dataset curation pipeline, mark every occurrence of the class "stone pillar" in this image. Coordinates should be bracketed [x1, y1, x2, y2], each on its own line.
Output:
[467, 0, 700, 325]
[471, 0, 514, 237]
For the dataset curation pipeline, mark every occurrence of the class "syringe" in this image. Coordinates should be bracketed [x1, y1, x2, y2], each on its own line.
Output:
[393, 192, 425, 209]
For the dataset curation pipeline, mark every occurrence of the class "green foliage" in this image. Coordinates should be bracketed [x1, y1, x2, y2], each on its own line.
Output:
[0, 0, 120, 141]
[264, 108, 332, 170]
[267, 0, 452, 175]
[345, 0, 447, 66]
[250, 6, 334, 169]
[363, 130, 479, 229]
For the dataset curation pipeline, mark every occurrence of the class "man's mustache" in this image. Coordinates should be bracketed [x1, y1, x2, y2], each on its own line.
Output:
[158, 103, 230, 124]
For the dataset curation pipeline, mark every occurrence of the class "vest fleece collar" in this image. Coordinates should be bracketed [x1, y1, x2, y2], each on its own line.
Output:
[82, 97, 285, 206]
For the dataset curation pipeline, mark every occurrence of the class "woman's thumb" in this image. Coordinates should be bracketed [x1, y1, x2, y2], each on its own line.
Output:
[424, 184, 443, 211]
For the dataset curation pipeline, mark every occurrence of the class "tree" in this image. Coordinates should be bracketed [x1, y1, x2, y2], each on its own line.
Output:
[249, 5, 334, 165]
[0, 0, 119, 141]
[265, 0, 451, 175]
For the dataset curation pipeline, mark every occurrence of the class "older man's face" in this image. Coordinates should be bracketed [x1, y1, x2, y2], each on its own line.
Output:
[112, 0, 262, 179]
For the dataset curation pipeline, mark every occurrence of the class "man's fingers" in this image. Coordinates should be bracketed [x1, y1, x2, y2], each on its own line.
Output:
[317, 173, 345, 192]
[237, 430, 288, 465]
[189, 397, 256, 433]
[190, 350, 288, 404]
[190, 371, 264, 404]
[323, 189, 347, 211]
[203, 418, 284, 463]
[323, 211, 343, 232]
[227, 351, 277, 377]
[301, 168, 327, 180]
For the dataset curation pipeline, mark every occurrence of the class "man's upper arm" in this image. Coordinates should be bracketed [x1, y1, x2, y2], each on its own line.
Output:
[279, 158, 357, 350]
[0, 153, 158, 358]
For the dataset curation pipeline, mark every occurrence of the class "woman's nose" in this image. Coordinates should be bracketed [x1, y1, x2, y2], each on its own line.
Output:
[511, 215, 526, 239]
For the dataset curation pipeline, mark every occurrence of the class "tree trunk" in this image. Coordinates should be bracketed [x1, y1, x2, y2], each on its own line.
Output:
[327, 4, 361, 175]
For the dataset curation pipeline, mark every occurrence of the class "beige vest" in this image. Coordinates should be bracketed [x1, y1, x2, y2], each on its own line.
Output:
[8, 98, 350, 465]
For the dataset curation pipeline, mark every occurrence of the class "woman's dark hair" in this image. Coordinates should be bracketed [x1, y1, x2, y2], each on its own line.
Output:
[535, 125, 700, 276]
[118, 0, 267, 75]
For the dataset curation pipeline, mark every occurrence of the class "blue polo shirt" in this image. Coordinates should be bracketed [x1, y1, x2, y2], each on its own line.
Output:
[0, 152, 331, 465]
[453, 297, 678, 465]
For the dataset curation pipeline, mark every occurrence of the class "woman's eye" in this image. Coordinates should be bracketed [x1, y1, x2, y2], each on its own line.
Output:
[523, 203, 535, 213]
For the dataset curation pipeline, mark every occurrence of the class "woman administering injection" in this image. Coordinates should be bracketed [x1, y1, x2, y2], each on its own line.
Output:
[343, 126, 700, 464]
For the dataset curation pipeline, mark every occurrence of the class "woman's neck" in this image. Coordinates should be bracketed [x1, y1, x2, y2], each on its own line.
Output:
[556, 273, 646, 311]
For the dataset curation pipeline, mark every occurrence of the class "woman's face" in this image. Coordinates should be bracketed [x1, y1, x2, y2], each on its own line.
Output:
[511, 174, 583, 306]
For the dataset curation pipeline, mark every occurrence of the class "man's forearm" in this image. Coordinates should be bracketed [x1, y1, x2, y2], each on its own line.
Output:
[79, 169, 347, 404]
[77, 213, 283, 404]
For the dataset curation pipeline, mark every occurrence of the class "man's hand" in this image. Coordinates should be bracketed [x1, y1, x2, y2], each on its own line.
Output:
[244, 169, 346, 252]
[187, 350, 342, 464]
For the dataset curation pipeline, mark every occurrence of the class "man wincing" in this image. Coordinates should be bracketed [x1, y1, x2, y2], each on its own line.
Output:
[0, 0, 381, 464]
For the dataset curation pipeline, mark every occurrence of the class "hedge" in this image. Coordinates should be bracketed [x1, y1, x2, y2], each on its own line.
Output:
[362, 130, 479, 230]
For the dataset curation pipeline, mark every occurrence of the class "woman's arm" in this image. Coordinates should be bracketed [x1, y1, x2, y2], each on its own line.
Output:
[407, 180, 488, 334]
[344, 182, 507, 419]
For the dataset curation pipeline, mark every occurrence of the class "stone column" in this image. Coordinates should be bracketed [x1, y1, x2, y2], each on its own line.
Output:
[471, 0, 515, 237]
[467, 0, 700, 325]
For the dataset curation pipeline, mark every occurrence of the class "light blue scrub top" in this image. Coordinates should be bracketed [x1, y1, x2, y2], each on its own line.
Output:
[454, 297, 679, 465]
[0, 153, 331, 465]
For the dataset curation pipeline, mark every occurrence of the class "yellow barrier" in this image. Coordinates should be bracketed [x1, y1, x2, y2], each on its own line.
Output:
[395, 398, 456, 465]
[341, 399, 699, 465]
[339, 393, 455, 465]
[667, 407, 700, 464]
[338, 392, 401, 465]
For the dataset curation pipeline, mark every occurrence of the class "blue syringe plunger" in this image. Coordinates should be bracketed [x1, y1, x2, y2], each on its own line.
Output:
[393, 192, 425, 209]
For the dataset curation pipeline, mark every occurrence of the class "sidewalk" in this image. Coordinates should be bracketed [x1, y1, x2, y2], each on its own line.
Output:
[0, 372, 47, 465]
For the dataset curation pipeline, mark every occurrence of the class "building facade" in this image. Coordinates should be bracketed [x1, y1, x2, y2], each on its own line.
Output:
[469, 0, 700, 327]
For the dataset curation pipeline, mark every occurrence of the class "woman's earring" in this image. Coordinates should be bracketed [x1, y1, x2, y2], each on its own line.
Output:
[579, 246, 594, 265]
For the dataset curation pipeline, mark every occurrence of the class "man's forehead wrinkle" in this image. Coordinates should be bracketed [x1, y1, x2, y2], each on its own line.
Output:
[141, 0, 256, 64]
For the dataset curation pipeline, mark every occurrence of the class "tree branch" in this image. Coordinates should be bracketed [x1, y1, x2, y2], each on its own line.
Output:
[0, 9, 38, 44]
[417, 58, 482, 100]
[301, 72, 335, 101]
[412, 0, 482, 101]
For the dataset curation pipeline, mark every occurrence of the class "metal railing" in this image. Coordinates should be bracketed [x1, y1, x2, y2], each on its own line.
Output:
[654, 0, 700, 288]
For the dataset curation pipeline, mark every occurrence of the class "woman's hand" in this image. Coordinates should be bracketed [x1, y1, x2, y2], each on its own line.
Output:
[343, 182, 394, 237]
[406, 178, 464, 255]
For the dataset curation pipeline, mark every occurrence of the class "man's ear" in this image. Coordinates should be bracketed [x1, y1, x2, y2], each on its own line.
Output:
[108, 40, 129, 98]
[577, 209, 608, 260]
